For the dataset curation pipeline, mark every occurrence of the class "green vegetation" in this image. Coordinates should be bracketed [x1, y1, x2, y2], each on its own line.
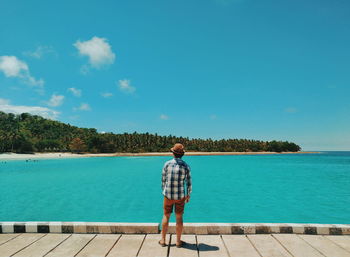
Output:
[0, 111, 301, 153]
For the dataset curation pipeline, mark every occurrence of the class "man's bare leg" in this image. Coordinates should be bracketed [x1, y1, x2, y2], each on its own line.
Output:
[160, 214, 170, 244]
[175, 213, 183, 245]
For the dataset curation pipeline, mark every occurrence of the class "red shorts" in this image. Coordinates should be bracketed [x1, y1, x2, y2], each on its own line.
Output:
[163, 196, 186, 215]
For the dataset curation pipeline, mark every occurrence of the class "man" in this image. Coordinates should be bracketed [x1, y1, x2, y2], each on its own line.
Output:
[159, 143, 192, 248]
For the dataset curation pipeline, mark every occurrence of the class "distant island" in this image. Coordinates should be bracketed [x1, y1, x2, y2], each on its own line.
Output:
[0, 111, 301, 154]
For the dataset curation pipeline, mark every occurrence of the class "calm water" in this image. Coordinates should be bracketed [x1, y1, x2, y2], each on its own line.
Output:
[0, 152, 349, 224]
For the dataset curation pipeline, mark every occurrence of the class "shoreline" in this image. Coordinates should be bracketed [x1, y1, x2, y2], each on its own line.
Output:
[0, 151, 320, 161]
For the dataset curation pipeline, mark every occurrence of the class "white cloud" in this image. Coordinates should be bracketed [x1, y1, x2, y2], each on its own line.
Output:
[47, 94, 64, 107]
[69, 115, 79, 121]
[101, 92, 113, 98]
[74, 103, 91, 111]
[0, 56, 27, 77]
[0, 98, 10, 105]
[118, 79, 135, 93]
[0, 55, 44, 88]
[68, 87, 82, 97]
[74, 36, 115, 68]
[23, 45, 55, 59]
[80, 64, 90, 74]
[285, 107, 297, 113]
[79, 103, 90, 110]
[160, 114, 169, 120]
[0, 98, 59, 119]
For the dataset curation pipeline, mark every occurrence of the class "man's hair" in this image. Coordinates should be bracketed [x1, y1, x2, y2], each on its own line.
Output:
[173, 152, 184, 158]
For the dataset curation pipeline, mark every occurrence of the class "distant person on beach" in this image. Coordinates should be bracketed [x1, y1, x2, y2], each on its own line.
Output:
[159, 143, 192, 248]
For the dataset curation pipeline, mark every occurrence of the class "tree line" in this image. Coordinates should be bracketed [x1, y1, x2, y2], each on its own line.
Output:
[0, 111, 301, 153]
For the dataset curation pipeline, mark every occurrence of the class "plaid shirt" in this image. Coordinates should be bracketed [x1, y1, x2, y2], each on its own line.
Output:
[162, 158, 192, 200]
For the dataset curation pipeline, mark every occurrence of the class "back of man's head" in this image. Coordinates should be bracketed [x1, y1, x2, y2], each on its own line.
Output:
[171, 143, 185, 158]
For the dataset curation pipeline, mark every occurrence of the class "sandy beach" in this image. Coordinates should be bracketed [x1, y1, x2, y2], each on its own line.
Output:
[0, 151, 320, 160]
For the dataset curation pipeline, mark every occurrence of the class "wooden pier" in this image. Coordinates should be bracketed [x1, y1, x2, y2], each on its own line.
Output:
[0, 233, 350, 257]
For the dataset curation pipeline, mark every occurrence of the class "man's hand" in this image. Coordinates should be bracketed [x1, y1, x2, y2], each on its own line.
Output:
[185, 195, 190, 203]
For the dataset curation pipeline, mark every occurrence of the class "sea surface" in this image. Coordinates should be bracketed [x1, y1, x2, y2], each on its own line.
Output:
[0, 152, 349, 224]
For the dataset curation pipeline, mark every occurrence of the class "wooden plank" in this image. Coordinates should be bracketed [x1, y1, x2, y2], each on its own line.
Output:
[76, 234, 120, 257]
[45, 234, 95, 257]
[137, 234, 169, 257]
[12, 234, 70, 257]
[222, 235, 260, 257]
[107, 234, 144, 257]
[273, 234, 324, 257]
[0, 234, 21, 246]
[169, 234, 197, 257]
[197, 235, 228, 257]
[247, 234, 292, 257]
[0, 233, 45, 257]
[299, 235, 350, 257]
[325, 235, 350, 252]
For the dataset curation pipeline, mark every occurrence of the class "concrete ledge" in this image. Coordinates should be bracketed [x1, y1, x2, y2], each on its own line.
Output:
[0, 222, 159, 234]
[1, 222, 349, 235]
[167, 223, 350, 235]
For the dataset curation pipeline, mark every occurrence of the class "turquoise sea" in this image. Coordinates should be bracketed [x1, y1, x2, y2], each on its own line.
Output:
[0, 152, 349, 224]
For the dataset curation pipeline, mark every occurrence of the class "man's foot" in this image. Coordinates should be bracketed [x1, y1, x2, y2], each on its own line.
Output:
[158, 240, 167, 247]
[176, 240, 186, 248]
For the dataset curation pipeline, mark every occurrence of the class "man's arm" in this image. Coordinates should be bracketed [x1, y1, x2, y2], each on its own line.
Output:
[186, 165, 192, 200]
[161, 163, 167, 191]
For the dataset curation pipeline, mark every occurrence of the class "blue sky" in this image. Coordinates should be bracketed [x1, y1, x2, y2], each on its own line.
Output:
[0, 0, 349, 150]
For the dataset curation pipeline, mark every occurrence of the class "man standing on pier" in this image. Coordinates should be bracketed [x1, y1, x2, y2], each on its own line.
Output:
[159, 143, 192, 248]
